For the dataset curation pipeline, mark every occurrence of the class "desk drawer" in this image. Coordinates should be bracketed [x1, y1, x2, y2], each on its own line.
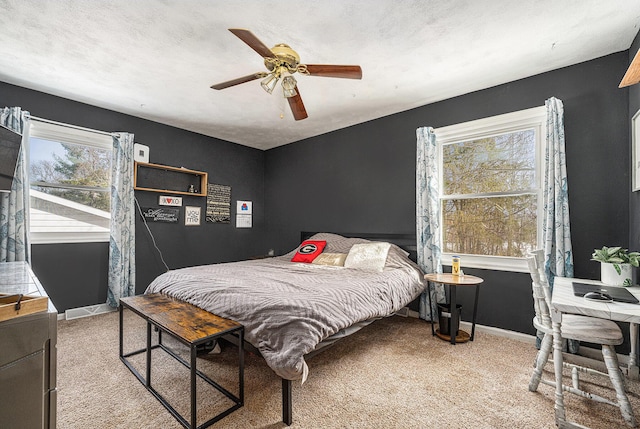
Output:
[0, 312, 49, 366]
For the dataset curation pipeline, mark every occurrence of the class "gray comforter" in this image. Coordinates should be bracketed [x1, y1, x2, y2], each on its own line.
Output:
[145, 234, 425, 382]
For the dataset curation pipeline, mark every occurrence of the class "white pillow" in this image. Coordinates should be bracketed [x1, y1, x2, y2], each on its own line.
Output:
[344, 242, 392, 272]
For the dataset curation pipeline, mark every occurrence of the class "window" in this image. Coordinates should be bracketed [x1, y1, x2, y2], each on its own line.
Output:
[28, 119, 113, 244]
[435, 106, 546, 272]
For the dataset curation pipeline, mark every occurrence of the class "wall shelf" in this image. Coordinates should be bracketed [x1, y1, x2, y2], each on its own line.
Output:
[134, 162, 208, 196]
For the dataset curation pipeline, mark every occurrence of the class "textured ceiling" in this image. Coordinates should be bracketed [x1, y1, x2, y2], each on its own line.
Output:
[1, 0, 639, 150]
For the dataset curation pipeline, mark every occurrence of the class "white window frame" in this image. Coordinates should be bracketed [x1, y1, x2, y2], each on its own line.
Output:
[435, 106, 546, 273]
[28, 119, 113, 244]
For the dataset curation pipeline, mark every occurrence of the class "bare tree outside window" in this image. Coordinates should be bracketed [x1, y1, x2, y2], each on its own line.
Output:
[441, 129, 537, 257]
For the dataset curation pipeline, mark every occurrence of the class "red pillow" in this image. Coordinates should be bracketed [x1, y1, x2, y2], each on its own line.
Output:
[291, 240, 327, 263]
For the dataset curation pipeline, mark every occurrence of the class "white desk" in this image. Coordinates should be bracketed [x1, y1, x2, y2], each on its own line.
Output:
[551, 277, 640, 427]
[553, 276, 640, 377]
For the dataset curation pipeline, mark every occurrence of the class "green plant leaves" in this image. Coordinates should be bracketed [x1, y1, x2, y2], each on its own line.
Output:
[591, 246, 640, 267]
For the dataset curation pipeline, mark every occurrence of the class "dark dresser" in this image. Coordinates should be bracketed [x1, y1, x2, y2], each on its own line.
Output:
[0, 261, 57, 429]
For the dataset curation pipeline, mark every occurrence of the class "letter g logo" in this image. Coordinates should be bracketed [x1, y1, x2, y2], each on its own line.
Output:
[299, 244, 318, 254]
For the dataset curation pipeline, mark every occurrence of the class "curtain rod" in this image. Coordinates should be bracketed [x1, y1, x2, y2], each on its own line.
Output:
[26, 114, 114, 137]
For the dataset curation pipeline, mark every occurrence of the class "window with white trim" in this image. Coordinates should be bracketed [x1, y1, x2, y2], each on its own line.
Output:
[28, 119, 112, 244]
[435, 106, 545, 272]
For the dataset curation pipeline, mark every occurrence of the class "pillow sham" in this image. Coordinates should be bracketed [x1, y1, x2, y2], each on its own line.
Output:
[291, 240, 327, 263]
[303, 233, 371, 254]
[311, 252, 347, 266]
[344, 242, 392, 272]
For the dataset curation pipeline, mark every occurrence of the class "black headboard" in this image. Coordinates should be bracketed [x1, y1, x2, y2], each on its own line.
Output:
[301, 231, 418, 262]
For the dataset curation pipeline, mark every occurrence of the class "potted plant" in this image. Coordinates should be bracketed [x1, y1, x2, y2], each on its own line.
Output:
[591, 246, 640, 286]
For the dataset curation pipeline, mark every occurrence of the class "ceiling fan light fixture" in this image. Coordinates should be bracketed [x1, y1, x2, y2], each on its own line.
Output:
[282, 75, 297, 98]
[260, 73, 279, 94]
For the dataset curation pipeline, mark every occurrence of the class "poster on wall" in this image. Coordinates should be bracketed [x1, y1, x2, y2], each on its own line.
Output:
[236, 200, 253, 228]
[185, 206, 201, 226]
[206, 183, 231, 223]
[236, 200, 252, 214]
[141, 207, 179, 223]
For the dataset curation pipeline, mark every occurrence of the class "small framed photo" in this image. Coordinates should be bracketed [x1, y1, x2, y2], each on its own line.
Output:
[184, 206, 201, 226]
[133, 143, 149, 163]
[634, 109, 640, 192]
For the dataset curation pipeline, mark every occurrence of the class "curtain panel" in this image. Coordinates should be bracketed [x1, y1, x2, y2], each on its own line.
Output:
[0, 107, 30, 263]
[543, 97, 577, 353]
[107, 132, 136, 307]
[416, 126, 444, 320]
[543, 97, 574, 283]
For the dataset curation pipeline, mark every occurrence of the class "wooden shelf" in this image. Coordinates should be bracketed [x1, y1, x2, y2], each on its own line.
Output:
[134, 162, 208, 196]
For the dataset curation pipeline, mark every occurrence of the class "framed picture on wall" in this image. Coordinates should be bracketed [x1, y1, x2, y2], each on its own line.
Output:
[185, 206, 201, 226]
[634, 109, 640, 192]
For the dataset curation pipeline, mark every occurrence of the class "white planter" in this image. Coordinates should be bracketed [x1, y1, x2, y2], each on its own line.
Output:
[600, 262, 633, 286]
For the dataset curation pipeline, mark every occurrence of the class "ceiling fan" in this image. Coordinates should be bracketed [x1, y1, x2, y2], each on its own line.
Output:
[210, 29, 362, 121]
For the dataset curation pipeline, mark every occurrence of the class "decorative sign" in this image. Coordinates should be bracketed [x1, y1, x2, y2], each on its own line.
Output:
[185, 206, 201, 226]
[236, 200, 253, 228]
[206, 183, 231, 223]
[159, 195, 183, 206]
[141, 207, 179, 223]
[236, 214, 252, 228]
[236, 200, 252, 214]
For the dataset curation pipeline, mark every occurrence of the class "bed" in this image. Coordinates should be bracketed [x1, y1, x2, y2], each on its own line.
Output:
[144, 232, 425, 424]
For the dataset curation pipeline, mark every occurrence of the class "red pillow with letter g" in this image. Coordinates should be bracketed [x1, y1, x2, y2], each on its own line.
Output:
[291, 240, 327, 263]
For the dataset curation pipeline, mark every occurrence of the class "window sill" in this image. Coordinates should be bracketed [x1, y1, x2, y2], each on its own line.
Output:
[30, 232, 109, 245]
[441, 253, 529, 273]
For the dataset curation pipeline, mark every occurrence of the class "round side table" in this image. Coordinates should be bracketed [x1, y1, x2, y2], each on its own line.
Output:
[424, 273, 483, 345]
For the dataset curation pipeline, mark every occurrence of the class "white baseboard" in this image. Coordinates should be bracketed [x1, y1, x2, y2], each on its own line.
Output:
[402, 307, 633, 374]
[63, 303, 116, 320]
[460, 321, 537, 344]
[395, 306, 537, 344]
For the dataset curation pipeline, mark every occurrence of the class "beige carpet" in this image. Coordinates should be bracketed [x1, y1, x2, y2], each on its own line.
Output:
[57, 311, 640, 428]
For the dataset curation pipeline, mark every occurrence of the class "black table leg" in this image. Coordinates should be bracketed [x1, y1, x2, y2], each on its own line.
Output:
[450, 285, 458, 345]
[427, 281, 435, 336]
[471, 284, 480, 341]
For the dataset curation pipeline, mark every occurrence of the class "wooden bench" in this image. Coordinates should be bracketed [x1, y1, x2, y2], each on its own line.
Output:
[119, 293, 244, 429]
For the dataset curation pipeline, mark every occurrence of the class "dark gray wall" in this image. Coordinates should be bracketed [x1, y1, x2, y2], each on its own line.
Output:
[629, 32, 640, 265]
[265, 52, 631, 337]
[1, 82, 266, 312]
[1, 47, 634, 341]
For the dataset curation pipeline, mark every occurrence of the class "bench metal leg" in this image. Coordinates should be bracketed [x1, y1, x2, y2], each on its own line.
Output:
[119, 302, 244, 429]
[191, 346, 197, 429]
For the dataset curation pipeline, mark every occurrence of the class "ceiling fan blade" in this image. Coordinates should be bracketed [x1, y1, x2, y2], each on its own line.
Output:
[210, 72, 267, 90]
[303, 64, 362, 79]
[287, 87, 308, 121]
[620, 49, 640, 88]
[228, 28, 276, 59]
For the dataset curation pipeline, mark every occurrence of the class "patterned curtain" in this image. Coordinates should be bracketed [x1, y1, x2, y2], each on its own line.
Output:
[107, 132, 136, 307]
[543, 97, 577, 352]
[543, 97, 574, 283]
[416, 126, 444, 320]
[0, 107, 30, 263]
